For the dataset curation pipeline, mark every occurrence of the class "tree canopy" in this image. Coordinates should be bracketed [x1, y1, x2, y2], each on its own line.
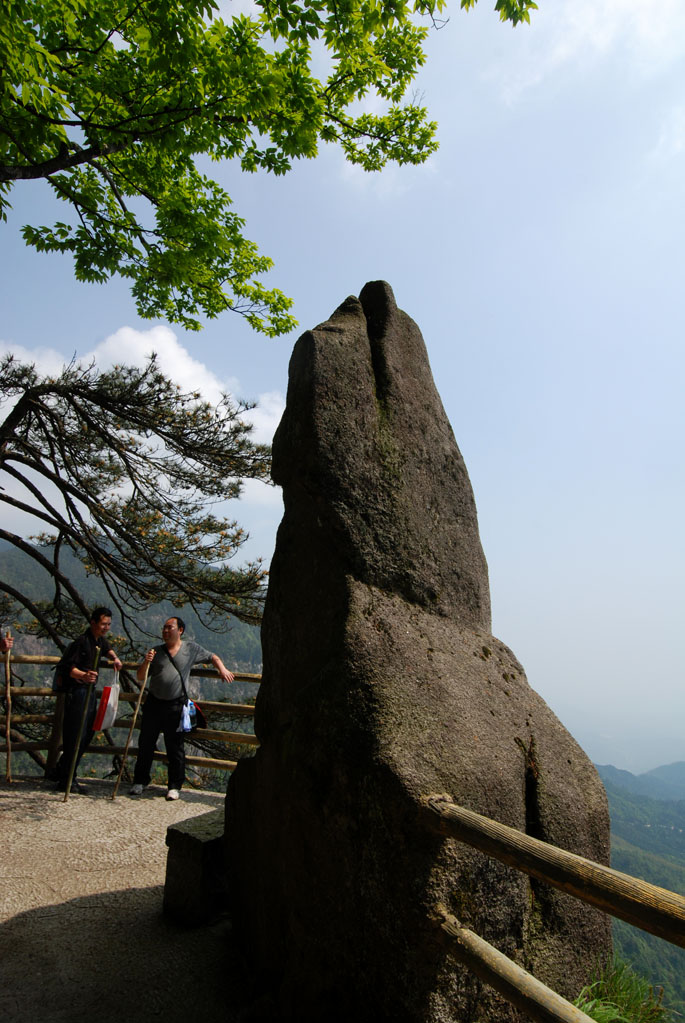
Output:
[0, 354, 270, 646]
[0, 0, 536, 333]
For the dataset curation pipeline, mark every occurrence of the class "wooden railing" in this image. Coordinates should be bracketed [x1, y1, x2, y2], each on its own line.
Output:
[422, 795, 685, 1023]
[1, 654, 259, 779]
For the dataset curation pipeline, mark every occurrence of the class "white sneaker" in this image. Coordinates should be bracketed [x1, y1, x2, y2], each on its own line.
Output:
[129, 783, 145, 796]
[166, 788, 180, 801]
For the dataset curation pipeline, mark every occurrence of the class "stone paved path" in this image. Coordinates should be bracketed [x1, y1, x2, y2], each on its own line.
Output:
[0, 776, 246, 1023]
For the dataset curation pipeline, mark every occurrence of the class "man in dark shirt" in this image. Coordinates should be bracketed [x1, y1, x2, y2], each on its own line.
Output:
[55, 606, 123, 794]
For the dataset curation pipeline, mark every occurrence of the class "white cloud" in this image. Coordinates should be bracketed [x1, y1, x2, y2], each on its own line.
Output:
[1, 325, 285, 445]
[1, 323, 243, 404]
[0, 341, 71, 422]
[240, 476, 283, 508]
[489, 0, 685, 101]
[87, 325, 236, 405]
[244, 389, 285, 444]
[0, 341, 71, 378]
[225, 477, 283, 564]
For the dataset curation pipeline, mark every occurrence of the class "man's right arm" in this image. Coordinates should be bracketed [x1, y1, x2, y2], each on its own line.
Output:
[70, 664, 98, 684]
[66, 634, 98, 684]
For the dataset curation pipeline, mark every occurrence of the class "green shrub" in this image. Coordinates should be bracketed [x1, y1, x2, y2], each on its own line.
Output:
[574, 957, 673, 1023]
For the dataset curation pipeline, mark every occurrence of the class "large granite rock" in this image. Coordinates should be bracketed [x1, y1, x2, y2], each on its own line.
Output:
[226, 282, 611, 1021]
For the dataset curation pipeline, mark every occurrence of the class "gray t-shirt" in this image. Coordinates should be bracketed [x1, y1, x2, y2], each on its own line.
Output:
[147, 641, 213, 701]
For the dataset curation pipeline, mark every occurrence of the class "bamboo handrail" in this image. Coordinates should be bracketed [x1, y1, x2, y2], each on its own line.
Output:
[4, 631, 12, 782]
[435, 906, 595, 1023]
[7, 687, 256, 715]
[0, 741, 48, 752]
[0, 741, 239, 771]
[6, 654, 261, 683]
[90, 745, 239, 772]
[187, 700, 256, 716]
[183, 754, 237, 772]
[2, 655, 259, 779]
[8, 687, 68, 696]
[0, 714, 55, 726]
[193, 727, 259, 744]
[423, 796, 685, 948]
[0, 714, 257, 744]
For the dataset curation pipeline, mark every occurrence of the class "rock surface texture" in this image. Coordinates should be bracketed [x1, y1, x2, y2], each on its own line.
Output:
[226, 282, 611, 1022]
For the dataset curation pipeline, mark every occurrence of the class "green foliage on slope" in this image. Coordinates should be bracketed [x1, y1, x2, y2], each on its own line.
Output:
[611, 922, 684, 1019]
[603, 781, 685, 865]
[601, 779, 685, 1016]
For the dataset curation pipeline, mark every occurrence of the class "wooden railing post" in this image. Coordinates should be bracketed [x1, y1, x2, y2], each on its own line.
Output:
[46, 692, 65, 774]
[4, 634, 11, 782]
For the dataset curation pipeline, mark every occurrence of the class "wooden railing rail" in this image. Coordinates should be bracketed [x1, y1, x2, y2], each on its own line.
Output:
[434, 905, 595, 1023]
[7, 688, 256, 716]
[423, 795, 685, 1023]
[423, 795, 685, 948]
[6, 653, 261, 684]
[0, 714, 259, 744]
[0, 738, 238, 772]
[1, 655, 260, 776]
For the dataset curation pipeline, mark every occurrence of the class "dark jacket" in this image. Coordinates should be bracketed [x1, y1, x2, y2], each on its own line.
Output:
[61, 628, 111, 687]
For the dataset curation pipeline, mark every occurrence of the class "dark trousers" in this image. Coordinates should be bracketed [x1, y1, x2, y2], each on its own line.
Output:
[133, 694, 185, 790]
[58, 684, 97, 783]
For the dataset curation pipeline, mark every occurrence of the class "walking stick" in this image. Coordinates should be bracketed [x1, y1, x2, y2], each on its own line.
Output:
[111, 661, 150, 800]
[4, 630, 12, 784]
[63, 647, 100, 803]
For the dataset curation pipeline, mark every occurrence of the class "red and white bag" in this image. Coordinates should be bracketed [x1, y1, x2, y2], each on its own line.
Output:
[93, 671, 120, 731]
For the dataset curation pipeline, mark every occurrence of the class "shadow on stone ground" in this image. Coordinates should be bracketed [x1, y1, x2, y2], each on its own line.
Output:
[0, 887, 246, 1023]
[0, 777, 251, 1022]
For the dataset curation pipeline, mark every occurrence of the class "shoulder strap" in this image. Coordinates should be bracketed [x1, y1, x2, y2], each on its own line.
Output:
[162, 646, 189, 702]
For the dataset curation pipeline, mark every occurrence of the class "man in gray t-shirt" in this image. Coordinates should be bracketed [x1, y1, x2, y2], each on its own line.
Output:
[130, 615, 234, 800]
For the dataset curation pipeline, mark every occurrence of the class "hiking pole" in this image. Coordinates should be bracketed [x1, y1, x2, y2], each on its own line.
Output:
[4, 630, 12, 783]
[63, 647, 100, 803]
[111, 660, 150, 800]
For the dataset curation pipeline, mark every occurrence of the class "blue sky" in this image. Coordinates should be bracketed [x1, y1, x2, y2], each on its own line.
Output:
[1, 0, 683, 772]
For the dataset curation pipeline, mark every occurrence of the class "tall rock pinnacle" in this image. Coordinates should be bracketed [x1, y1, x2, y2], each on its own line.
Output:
[226, 283, 611, 1022]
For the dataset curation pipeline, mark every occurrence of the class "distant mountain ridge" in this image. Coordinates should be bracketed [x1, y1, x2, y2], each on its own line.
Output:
[0, 538, 262, 673]
[596, 761, 685, 802]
